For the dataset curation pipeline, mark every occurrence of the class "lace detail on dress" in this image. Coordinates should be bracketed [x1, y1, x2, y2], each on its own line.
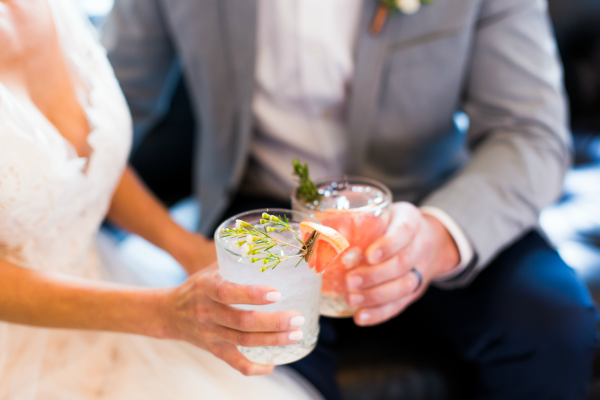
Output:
[0, 0, 131, 276]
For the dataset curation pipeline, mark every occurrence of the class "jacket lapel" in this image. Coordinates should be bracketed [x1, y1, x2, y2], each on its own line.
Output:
[346, 0, 393, 175]
[161, 0, 258, 234]
[220, 0, 259, 187]
[221, 0, 258, 103]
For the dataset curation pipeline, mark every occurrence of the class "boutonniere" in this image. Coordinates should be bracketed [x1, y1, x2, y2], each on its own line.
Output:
[371, 0, 433, 35]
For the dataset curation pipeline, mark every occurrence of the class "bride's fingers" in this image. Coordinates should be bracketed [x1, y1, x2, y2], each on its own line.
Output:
[214, 303, 305, 333]
[206, 278, 281, 306]
[217, 325, 304, 347]
[212, 343, 275, 376]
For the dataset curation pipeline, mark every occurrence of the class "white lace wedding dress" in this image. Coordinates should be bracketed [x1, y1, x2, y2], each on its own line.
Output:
[0, 0, 318, 399]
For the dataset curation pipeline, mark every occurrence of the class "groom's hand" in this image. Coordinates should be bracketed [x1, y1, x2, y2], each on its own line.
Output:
[158, 264, 305, 375]
[345, 202, 460, 326]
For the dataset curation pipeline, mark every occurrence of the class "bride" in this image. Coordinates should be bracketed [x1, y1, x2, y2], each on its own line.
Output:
[0, 0, 319, 398]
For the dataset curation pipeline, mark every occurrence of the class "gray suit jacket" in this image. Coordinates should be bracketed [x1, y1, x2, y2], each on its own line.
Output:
[102, 0, 570, 288]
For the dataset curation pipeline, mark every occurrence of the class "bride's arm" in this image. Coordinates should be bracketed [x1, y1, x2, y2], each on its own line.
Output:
[106, 166, 216, 274]
[0, 257, 165, 335]
[0, 259, 304, 376]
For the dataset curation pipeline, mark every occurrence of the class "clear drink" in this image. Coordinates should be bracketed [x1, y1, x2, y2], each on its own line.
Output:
[292, 176, 392, 317]
[214, 209, 323, 365]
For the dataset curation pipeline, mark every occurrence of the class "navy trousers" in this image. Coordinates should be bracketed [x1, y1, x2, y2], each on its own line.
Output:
[217, 195, 599, 400]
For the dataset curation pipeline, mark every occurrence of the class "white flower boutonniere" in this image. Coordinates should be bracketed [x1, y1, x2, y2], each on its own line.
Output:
[396, 0, 423, 14]
[371, 0, 434, 34]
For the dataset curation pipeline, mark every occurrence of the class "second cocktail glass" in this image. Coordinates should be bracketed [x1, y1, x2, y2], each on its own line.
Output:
[292, 176, 392, 317]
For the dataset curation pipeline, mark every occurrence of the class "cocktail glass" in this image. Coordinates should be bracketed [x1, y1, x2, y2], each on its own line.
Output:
[214, 209, 323, 365]
[292, 176, 392, 317]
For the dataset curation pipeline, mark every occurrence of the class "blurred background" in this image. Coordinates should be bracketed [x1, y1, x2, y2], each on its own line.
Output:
[82, 0, 600, 398]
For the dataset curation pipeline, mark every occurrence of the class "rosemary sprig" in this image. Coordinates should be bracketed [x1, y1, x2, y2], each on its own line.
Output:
[292, 158, 322, 204]
[221, 212, 307, 272]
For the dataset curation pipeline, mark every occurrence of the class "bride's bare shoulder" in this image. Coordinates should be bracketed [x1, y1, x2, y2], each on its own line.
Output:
[0, 0, 56, 64]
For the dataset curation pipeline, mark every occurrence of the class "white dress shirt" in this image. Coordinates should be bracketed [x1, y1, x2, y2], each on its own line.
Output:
[249, 0, 474, 278]
[248, 0, 362, 198]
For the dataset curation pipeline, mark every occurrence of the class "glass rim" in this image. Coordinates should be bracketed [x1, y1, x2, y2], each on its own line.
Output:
[213, 208, 317, 257]
[291, 174, 393, 214]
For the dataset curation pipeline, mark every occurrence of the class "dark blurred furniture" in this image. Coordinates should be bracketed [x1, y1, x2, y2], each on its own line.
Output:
[130, 78, 196, 208]
[548, 0, 600, 139]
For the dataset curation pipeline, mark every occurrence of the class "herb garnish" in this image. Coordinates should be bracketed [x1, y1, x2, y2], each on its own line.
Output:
[221, 213, 308, 271]
[292, 159, 322, 204]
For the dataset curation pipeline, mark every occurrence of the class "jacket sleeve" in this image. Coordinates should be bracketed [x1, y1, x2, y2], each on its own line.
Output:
[421, 0, 571, 288]
[101, 0, 180, 150]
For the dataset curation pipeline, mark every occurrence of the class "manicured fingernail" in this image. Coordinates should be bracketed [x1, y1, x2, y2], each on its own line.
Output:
[347, 275, 363, 290]
[342, 247, 362, 269]
[368, 249, 382, 263]
[359, 313, 370, 323]
[290, 316, 305, 327]
[265, 292, 281, 302]
[349, 294, 364, 306]
[289, 330, 304, 341]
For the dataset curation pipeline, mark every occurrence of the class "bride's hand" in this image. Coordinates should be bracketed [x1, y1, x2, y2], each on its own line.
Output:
[157, 264, 305, 376]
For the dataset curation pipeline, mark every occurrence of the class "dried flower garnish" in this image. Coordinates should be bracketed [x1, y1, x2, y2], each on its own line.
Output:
[221, 212, 310, 271]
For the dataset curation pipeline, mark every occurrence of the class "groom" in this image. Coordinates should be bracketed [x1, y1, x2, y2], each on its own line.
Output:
[104, 0, 598, 398]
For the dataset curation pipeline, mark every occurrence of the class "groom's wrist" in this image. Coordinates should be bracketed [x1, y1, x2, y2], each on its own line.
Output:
[422, 214, 460, 277]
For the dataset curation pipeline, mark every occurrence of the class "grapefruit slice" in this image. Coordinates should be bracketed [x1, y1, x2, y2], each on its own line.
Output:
[299, 221, 350, 273]
[314, 209, 388, 251]
[313, 210, 389, 295]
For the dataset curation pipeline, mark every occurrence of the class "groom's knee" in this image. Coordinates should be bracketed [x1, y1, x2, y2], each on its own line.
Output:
[475, 234, 599, 396]
[523, 273, 598, 393]
[500, 279, 598, 397]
